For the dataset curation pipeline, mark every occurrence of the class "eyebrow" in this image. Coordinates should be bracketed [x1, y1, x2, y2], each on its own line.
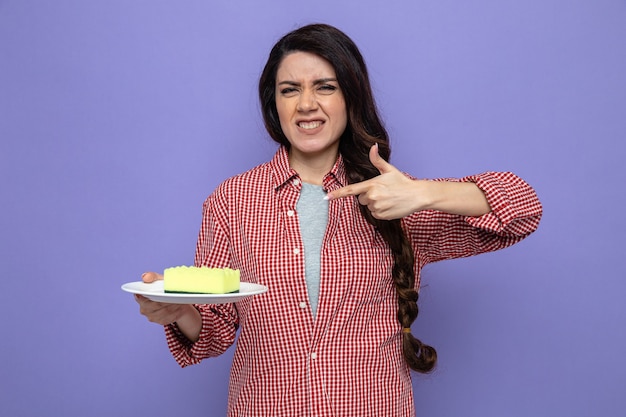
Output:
[277, 78, 338, 86]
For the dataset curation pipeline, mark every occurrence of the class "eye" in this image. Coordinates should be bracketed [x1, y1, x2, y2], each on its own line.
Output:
[318, 84, 337, 94]
[279, 87, 298, 96]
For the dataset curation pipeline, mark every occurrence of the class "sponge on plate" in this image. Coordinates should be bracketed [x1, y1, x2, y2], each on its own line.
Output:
[163, 266, 240, 294]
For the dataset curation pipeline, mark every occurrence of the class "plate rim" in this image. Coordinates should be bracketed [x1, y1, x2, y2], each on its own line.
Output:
[121, 280, 268, 304]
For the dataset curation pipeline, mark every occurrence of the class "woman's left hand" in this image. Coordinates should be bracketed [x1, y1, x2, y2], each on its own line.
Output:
[326, 144, 425, 220]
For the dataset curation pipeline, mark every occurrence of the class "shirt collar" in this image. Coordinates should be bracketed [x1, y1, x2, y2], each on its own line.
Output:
[269, 146, 347, 191]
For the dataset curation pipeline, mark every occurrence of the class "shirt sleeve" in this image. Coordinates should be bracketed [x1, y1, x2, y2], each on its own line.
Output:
[404, 171, 542, 266]
[164, 185, 240, 367]
[164, 304, 238, 367]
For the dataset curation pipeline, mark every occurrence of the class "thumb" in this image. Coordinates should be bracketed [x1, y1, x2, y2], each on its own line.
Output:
[369, 143, 394, 174]
[141, 271, 164, 283]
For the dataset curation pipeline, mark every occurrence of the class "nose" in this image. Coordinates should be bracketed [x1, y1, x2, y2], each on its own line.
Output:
[297, 89, 318, 112]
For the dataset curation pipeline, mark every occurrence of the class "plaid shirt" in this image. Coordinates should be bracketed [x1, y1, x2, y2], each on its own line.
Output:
[165, 146, 542, 417]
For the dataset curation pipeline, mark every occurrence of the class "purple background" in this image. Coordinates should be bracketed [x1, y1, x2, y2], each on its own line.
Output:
[1, 1, 625, 416]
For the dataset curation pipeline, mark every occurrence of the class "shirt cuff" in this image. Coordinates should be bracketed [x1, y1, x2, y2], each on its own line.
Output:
[461, 171, 538, 235]
[164, 305, 233, 367]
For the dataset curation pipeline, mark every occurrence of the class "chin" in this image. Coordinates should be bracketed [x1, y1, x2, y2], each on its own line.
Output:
[295, 143, 336, 155]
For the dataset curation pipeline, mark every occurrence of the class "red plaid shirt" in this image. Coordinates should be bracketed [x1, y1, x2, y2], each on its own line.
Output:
[165, 147, 542, 416]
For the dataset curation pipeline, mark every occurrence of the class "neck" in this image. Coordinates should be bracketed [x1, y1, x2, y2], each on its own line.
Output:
[288, 149, 338, 185]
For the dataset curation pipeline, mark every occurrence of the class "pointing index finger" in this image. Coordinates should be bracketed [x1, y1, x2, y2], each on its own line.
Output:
[325, 181, 371, 201]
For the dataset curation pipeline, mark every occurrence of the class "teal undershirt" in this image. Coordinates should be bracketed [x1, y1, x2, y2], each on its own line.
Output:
[296, 182, 329, 317]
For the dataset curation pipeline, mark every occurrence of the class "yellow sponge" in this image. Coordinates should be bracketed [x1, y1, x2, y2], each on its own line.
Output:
[163, 266, 240, 294]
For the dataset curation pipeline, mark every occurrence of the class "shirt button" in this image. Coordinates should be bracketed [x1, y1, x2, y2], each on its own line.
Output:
[299, 302, 307, 309]
[287, 210, 295, 217]
[293, 248, 300, 255]
[311, 352, 317, 360]
[293, 179, 301, 187]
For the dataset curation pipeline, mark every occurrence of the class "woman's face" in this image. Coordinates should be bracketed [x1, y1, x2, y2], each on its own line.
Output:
[275, 51, 347, 162]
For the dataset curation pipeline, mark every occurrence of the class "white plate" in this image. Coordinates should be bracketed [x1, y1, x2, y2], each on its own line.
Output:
[121, 280, 268, 304]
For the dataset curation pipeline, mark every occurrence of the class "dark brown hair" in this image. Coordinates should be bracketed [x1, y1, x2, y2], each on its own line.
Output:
[259, 23, 436, 373]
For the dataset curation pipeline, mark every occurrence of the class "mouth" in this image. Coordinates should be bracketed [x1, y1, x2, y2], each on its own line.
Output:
[297, 120, 324, 130]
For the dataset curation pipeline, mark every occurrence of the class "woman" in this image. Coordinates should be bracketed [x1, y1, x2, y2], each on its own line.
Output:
[135, 23, 542, 416]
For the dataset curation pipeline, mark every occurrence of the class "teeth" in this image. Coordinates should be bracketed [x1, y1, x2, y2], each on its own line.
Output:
[298, 121, 322, 129]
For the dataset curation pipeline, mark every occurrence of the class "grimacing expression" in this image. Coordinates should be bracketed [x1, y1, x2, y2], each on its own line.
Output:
[275, 51, 348, 160]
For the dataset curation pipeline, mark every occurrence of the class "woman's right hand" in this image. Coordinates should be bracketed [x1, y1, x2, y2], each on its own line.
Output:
[134, 272, 203, 342]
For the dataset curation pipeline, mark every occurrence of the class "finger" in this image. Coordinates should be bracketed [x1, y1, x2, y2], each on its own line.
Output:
[358, 193, 373, 207]
[141, 271, 164, 283]
[143, 303, 184, 325]
[369, 143, 394, 174]
[136, 297, 166, 314]
[134, 294, 156, 307]
[326, 180, 372, 200]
